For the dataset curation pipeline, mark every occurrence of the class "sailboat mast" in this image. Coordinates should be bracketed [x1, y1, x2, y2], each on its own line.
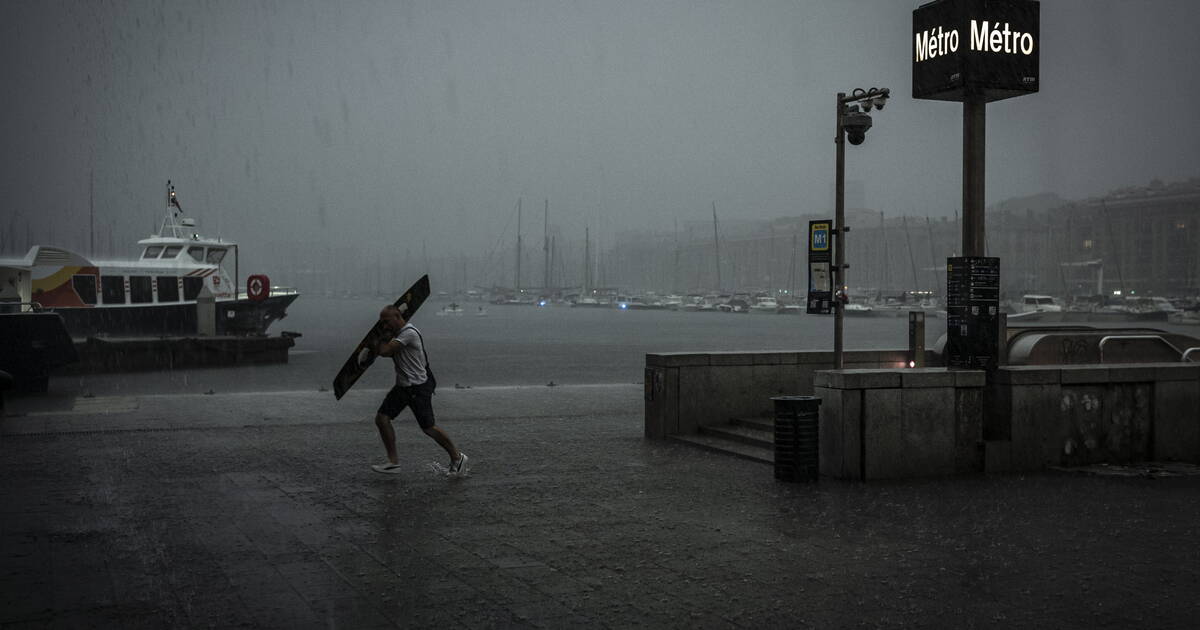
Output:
[925, 216, 939, 294]
[584, 227, 591, 294]
[788, 232, 798, 298]
[673, 218, 680, 293]
[880, 211, 890, 292]
[543, 199, 550, 291]
[712, 202, 722, 290]
[89, 169, 95, 257]
[515, 198, 522, 292]
[902, 214, 919, 291]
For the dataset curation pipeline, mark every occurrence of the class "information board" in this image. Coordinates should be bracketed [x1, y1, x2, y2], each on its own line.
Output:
[807, 220, 833, 315]
[946, 256, 1000, 369]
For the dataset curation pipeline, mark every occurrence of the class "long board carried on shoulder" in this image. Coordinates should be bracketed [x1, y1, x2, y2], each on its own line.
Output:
[332, 275, 431, 400]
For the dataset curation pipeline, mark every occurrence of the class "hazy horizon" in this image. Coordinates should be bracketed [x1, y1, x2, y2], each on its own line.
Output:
[4, 0, 1199, 270]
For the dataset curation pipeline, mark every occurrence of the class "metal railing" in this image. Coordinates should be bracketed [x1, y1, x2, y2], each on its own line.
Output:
[1098, 334, 1185, 363]
[0, 301, 43, 314]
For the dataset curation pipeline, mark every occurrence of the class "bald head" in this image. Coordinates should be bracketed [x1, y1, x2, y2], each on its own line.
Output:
[379, 304, 407, 331]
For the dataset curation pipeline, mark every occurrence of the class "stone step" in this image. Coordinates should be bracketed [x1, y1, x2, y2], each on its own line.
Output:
[730, 416, 774, 432]
[670, 433, 773, 465]
[701, 423, 774, 449]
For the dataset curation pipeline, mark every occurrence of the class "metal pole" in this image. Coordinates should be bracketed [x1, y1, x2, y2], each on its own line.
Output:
[962, 95, 986, 257]
[834, 92, 846, 369]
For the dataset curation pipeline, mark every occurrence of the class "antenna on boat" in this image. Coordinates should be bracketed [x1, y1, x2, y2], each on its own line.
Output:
[168, 181, 182, 216]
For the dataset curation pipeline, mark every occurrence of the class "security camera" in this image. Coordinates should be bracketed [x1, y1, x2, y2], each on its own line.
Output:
[872, 95, 887, 111]
[842, 109, 873, 145]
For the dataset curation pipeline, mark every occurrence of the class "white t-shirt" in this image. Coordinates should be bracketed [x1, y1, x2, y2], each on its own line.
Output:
[390, 325, 429, 387]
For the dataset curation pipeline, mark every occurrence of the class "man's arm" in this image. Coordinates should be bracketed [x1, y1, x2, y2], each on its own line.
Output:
[376, 327, 413, 357]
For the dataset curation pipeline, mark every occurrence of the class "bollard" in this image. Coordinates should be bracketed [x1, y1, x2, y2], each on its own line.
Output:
[771, 396, 821, 482]
[997, 312, 1008, 366]
[196, 286, 216, 336]
[0, 370, 11, 416]
[909, 311, 926, 368]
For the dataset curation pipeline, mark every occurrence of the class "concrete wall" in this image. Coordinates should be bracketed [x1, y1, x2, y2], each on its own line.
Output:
[814, 369, 986, 480]
[811, 363, 1200, 480]
[986, 363, 1200, 472]
[644, 349, 923, 439]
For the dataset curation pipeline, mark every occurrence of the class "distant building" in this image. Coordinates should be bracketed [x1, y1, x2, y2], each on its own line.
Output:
[602, 177, 1200, 298]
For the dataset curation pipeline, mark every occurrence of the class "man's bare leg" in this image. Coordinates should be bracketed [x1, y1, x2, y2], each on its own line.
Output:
[375, 413, 399, 464]
[422, 425, 460, 462]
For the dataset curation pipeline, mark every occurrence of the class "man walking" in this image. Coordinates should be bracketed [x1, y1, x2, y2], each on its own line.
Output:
[368, 304, 468, 476]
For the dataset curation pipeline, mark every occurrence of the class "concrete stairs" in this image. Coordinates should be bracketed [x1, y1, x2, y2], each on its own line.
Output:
[670, 416, 774, 464]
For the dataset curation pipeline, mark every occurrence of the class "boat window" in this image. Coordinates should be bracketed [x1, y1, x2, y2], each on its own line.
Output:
[188, 246, 205, 262]
[129, 276, 153, 304]
[1037, 297, 1055, 305]
[183, 277, 204, 301]
[72, 275, 97, 305]
[162, 246, 182, 259]
[101, 276, 126, 304]
[142, 246, 164, 259]
[156, 276, 179, 302]
[1024, 297, 1037, 305]
[206, 248, 226, 264]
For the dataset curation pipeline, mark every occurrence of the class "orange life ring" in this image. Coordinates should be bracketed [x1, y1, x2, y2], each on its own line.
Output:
[247, 274, 270, 302]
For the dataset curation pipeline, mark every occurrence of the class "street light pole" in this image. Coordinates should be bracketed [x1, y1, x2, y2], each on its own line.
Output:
[834, 92, 847, 369]
[832, 87, 889, 370]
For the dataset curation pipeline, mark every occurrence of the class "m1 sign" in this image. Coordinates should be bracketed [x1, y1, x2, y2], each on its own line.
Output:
[912, 0, 1039, 102]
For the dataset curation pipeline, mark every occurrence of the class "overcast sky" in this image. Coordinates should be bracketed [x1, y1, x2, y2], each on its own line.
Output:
[3, 0, 1199, 260]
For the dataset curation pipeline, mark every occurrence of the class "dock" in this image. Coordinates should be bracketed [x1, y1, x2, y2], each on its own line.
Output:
[66, 333, 298, 373]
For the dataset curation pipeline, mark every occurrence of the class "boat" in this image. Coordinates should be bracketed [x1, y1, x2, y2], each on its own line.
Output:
[473, 306, 489, 317]
[0, 182, 299, 337]
[717, 295, 751, 313]
[749, 296, 779, 314]
[436, 302, 465, 316]
[844, 300, 875, 316]
[1012, 294, 1065, 314]
[1008, 294, 1178, 323]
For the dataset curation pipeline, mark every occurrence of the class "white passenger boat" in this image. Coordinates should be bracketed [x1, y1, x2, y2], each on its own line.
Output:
[0, 182, 299, 337]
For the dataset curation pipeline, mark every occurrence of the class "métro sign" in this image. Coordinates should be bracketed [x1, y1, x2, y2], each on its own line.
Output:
[912, 0, 1039, 102]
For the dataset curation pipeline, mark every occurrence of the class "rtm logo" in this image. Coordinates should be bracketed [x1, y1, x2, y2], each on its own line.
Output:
[915, 20, 1035, 62]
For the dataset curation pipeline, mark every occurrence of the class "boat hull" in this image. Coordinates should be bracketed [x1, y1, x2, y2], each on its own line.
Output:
[47, 293, 299, 338]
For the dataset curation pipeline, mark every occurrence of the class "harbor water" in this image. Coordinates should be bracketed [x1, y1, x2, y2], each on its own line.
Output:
[49, 295, 1200, 397]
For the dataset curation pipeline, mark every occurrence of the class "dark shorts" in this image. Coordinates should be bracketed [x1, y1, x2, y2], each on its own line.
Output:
[377, 381, 436, 429]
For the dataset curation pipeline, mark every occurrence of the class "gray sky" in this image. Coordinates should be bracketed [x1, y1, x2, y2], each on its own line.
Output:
[3, 0, 1199, 261]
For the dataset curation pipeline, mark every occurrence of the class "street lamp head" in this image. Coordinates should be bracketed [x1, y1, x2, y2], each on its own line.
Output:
[842, 109, 873, 145]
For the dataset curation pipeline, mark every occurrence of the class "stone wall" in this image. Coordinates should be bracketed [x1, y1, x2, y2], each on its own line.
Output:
[985, 363, 1200, 472]
[814, 368, 986, 480]
[643, 349, 921, 438]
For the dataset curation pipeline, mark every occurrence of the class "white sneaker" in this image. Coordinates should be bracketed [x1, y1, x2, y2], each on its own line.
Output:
[371, 462, 403, 474]
[449, 452, 469, 477]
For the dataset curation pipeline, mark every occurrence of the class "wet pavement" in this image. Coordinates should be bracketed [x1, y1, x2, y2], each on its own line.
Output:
[2, 384, 1199, 629]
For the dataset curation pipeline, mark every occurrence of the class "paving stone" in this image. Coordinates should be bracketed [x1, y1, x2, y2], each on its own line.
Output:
[2, 386, 1200, 628]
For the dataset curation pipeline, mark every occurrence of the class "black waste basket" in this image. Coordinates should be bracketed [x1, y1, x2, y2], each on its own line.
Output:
[771, 395, 820, 482]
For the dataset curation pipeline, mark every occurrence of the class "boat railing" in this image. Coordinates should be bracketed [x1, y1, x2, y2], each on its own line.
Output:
[0, 301, 44, 314]
[237, 286, 300, 299]
[1181, 347, 1200, 362]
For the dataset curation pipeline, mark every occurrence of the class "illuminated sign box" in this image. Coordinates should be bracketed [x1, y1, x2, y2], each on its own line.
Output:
[912, 0, 1039, 102]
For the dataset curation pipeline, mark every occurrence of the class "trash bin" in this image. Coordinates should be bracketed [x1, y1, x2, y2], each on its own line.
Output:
[771, 395, 820, 482]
